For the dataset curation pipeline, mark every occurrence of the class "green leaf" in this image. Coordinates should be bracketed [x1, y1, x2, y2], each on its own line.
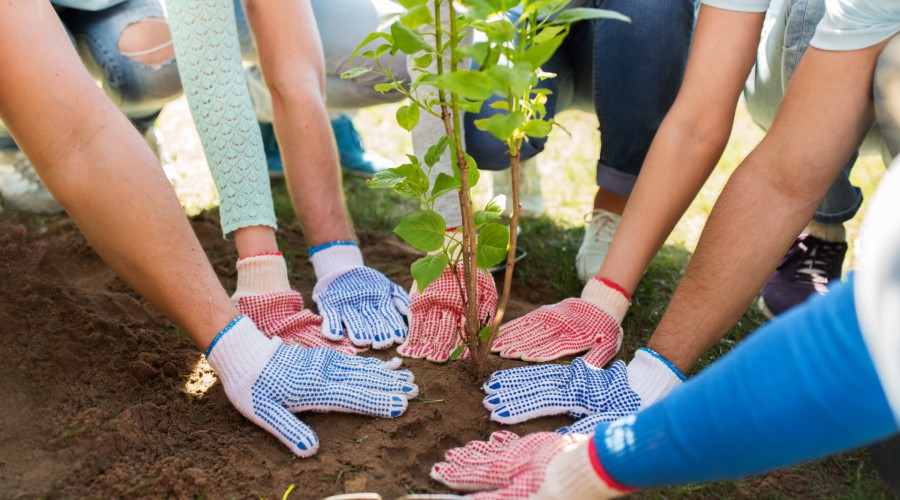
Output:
[479, 325, 492, 343]
[350, 32, 394, 62]
[485, 195, 504, 214]
[448, 344, 466, 362]
[367, 168, 406, 189]
[396, 103, 420, 131]
[473, 111, 525, 141]
[474, 209, 501, 227]
[394, 210, 447, 253]
[411, 254, 450, 292]
[374, 82, 399, 93]
[424, 135, 451, 167]
[478, 18, 516, 43]
[490, 101, 510, 111]
[430, 172, 460, 200]
[457, 99, 484, 114]
[465, 152, 480, 188]
[485, 65, 536, 95]
[533, 25, 566, 44]
[522, 32, 565, 70]
[435, 70, 494, 101]
[477, 223, 510, 268]
[455, 42, 490, 64]
[375, 42, 393, 59]
[341, 66, 371, 79]
[549, 8, 631, 25]
[522, 119, 552, 138]
[395, 160, 429, 196]
[391, 22, 431, 54]
[400, 4, 434, 29]
[413, 53, 433, 69]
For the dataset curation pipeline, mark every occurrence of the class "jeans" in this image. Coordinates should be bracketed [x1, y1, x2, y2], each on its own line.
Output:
[745, 0, 899, 225]
[233, 0, 408, 123]
[0, 0, 181, 152]
[463, 0, 697, 195]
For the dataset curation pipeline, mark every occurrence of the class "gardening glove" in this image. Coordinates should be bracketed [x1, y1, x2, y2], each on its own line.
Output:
[310, 242, 411, 349]
[205, 316, 419, 457]
[483, 347, 685, 426]
[398, 262, 498, 363]
[430, 431, 632, 499]
[231, 253, 359, 354]
[491, 278, 629, 362]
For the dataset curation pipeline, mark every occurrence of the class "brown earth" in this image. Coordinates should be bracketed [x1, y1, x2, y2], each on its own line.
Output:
[0, 213, 570, 500]
[2, 213, 894, 500]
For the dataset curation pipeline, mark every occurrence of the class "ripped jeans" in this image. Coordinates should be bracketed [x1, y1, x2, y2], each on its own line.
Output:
[0, 0, 182, 151]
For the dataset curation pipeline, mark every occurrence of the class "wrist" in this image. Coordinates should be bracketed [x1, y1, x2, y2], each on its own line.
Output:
[205, 316, 281, 401]
[581, 278, 631, 324]
[232, 253, 291, 302]
[309, 241, 363, 280]
[626, 348, 686, 409]
[533, 439, 632, 499]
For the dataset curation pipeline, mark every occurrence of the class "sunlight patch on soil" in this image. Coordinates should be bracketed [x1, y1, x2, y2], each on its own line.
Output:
[183, 355, 217, 398]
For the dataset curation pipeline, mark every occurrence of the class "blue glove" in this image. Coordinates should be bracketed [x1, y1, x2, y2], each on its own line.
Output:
[206, 316, 418, 457]
[314, 267, 411, 348]
[483, 348, 684, 428]
[310, 242, 411, 349]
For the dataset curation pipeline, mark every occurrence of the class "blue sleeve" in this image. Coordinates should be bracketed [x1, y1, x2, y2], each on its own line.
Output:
[594, 276, 899, 488]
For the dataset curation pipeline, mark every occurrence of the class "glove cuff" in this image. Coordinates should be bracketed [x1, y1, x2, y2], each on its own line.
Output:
[206, 316, 281, 397]
[581, 278, 631, 324]
[232, 253, 291, 303]
[534, 439, 632, 499]
[310, 242, 364, 281]
[626, 348, 686, 409]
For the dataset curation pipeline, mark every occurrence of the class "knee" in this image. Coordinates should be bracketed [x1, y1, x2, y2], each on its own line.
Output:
[118, 17, 175, 68]
[875, 35, 900, 155]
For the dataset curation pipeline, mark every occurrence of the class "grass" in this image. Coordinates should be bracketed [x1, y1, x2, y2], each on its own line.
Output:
[157, 97, 893, 496]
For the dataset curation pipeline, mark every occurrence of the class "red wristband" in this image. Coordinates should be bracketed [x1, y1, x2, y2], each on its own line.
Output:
[238, 251, 283, 262]
[597, 277, 631, 302]
[588, 439, 636, 493]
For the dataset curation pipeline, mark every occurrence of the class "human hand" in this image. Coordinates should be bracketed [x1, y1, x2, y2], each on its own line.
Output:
[491, 278, 629, 362]
[483, 348, 684, 426]
[236, 290, 359, 354]
[430, 431, 627, 499]
[313, 266, 411, 348]
[205, 317, 418, 457]
[231, 253, 359, 354]
[397, 263, 498, 363]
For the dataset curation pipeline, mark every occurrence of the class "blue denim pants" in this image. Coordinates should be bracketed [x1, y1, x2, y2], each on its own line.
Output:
[463, 0, 697, 195]
[232, 0, 408, 122]
[744, 0, 898, 224]
[0, 0, 181, 151]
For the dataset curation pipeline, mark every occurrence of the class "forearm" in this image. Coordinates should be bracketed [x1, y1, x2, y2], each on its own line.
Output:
[166, 0, 277, 239]
[647, 45, 883, 373]
[598, 5, 763, 295]
[599, 109, 734, 295]
[243, 0, 355, 246]
[0, 3, 237, 349]
[595, 278, 899, 488]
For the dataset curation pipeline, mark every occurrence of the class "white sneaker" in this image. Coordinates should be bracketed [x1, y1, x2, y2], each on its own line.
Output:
[0, 150, 63, 214]
[576, 209, 621, 283]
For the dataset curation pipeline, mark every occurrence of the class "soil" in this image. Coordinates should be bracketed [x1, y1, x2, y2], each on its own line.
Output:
[0, 213, 570, 500]
[3, 213, 893, 500]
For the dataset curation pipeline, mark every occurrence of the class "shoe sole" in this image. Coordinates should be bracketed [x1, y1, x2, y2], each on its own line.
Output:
[757, 296, 776, 321]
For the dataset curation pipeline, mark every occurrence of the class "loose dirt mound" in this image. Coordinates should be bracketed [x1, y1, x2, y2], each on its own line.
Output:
[0, 214, 569, 499]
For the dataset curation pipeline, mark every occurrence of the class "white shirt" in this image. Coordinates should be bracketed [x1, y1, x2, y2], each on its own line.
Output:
[701, 0, 900, 50]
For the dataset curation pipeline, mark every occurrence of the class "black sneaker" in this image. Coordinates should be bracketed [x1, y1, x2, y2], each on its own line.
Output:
[758, 233, 847, 319]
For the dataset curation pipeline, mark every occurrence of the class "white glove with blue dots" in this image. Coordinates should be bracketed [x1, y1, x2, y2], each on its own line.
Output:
[206, 316, 418, 457]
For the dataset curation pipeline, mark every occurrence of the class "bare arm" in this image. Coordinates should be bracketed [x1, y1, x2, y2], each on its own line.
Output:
[647, 42, 888, 373]
[242, 0, 355, 246]
[598, 5, 765, 294]
[0, 1, 237, 349]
